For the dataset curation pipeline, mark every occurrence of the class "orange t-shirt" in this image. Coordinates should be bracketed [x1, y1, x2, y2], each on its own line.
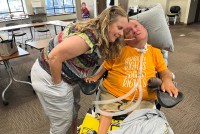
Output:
[102, 45, 167, 101]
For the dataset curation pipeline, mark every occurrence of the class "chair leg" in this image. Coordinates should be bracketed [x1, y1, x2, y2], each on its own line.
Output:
[49, 31, 52, 38]
[34, 30, 36, 40]
[38, 32, 40, 40]
[46, 32, 47, 39]
[174, 16, 177, 25]
[166, 16, 169, 26]
[22, 35, 27, 50]
[25, 34, 29, 49]
[21, 36, 24, 48]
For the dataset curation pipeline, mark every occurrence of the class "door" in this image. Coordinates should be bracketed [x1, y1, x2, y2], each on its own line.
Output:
[75, 0, 82, 21]
[194, 0, 200, 22]
[97, 0, 107, 15]
[118, 0, 129, 12]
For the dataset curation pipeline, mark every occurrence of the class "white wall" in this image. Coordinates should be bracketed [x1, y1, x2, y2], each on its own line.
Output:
[128, 0, 191, 24]
[128, 0, 168, 13]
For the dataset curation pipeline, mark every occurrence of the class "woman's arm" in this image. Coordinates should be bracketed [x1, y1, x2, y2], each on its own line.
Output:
[48, 35, 90, 84]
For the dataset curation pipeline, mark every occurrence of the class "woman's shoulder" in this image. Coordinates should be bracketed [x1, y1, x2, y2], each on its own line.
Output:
[77, 24, 99, 42]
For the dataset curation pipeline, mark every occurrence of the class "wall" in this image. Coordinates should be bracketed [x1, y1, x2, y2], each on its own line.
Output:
[128, 0, 190, 24]
[128, 0, 168, 13]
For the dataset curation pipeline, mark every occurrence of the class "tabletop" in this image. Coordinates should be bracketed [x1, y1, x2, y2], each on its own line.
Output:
[26, 38, 51, 50]
[0, 47, 29, 61]
[47, 20, 73, 27]
[0, 22, 49, 32]
[0, 21, 71, 32]
[0, 24, 32, 31]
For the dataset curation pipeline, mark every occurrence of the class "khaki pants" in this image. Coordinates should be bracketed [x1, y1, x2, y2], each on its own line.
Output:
[99, 84, 155, 112]
[31, 60, 80, 134]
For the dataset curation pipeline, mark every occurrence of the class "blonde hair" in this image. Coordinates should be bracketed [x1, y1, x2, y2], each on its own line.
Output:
[75, 6, 128, 60]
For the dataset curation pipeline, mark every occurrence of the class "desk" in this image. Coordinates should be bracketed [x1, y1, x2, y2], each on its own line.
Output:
[47, 20, 72, 34]
[0, 23, 33, 40]
[0, 22, 49, 42]
[0, 21, 71, 41]
[0, 47, 31, 105]
[26, 38, 51, 50]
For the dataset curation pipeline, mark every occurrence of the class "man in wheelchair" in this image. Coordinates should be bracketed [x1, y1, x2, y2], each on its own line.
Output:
[84, 19, 179, 134]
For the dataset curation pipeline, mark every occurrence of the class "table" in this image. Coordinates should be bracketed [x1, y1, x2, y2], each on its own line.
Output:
[0, 47, 31, 105]
[0, 22, 49, 42]
[0, 23, 33, 40]
[0, 20, 72, 42]
[47, 20, 73, 34]
[0, 21, 69, 38]
[26, 38, 51, 50]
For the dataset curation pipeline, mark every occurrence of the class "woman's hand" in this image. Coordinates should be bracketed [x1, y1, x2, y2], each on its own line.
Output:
[84, 76, 99, 83]
[84, 65, 107, 83]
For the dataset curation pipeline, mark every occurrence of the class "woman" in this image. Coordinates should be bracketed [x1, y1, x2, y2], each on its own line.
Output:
[31, 6, 129, 134]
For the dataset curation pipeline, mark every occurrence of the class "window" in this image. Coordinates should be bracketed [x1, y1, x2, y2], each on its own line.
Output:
[45, 0, 76, 15]
[0, 0, 25, 19]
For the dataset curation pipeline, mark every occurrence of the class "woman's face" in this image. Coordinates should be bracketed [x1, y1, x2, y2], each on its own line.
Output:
[108, 16, 128, 42]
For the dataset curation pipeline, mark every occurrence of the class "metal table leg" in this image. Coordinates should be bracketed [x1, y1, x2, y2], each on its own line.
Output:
[24, 27, 34, 49]
[2, 60, 32, 105]
[54, 25, 57, 35]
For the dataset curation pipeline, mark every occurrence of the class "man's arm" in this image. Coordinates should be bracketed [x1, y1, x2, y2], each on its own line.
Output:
[159, 69, 179, 98]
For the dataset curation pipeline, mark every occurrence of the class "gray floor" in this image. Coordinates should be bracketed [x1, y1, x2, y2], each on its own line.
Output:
[0, 23, 200, 134]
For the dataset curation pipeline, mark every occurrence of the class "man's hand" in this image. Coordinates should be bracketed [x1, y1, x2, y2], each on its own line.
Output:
[161, 79, 178, 98]
[159, 69, 179, 98]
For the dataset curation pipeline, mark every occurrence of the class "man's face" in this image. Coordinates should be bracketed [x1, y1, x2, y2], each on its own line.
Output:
[124, 20, 148, 42]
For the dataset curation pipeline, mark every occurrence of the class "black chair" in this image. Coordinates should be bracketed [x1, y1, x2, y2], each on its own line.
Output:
[167, 6, 181, 25]
[5, 23, 28, 49]
[32, 19, 52, 40]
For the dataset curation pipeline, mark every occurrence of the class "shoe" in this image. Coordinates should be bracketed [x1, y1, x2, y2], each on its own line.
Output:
[157, 90, 184, 108]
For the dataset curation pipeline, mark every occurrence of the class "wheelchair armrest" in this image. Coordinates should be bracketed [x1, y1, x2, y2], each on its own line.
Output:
[112, 114, 128, 120]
